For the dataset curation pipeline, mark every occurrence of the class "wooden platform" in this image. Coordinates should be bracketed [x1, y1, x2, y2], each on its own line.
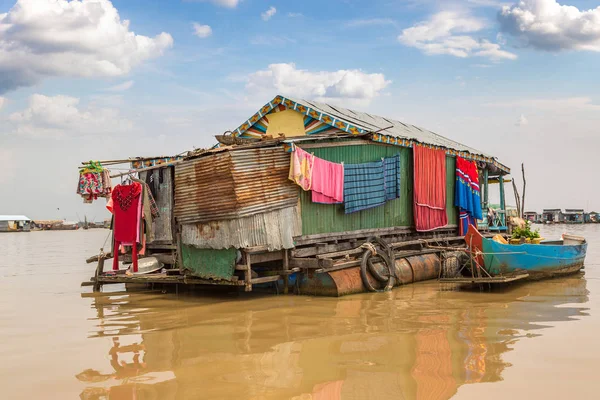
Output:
[81, 272, 283, 287]
[439, 273, 529, 284]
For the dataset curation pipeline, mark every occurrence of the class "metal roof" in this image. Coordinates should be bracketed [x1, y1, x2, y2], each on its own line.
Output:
[0, 215, 31, 221]
[290, 97, 490, 157]
[232, 95, 509, 173]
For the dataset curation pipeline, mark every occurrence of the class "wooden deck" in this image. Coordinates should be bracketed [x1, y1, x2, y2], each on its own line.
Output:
[81, 272, 283, 288]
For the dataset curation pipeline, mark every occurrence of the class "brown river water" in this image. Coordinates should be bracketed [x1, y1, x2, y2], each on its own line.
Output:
[1, 224, 599, 399]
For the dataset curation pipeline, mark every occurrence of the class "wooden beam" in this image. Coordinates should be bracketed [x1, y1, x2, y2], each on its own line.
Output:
[289, 257, 334, 269]
[250, 275, 282, 285]
[283, 249, 289, 294]
[244, 253, 252, 292]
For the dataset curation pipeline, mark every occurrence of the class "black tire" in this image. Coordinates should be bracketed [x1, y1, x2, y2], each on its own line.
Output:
[361, 249, 394, 292]
[367, 252, 394, 283]
[365, 237, 396, 283]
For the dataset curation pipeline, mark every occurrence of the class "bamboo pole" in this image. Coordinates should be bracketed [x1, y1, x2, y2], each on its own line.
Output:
[521, 163, 526, 219]
[512, 178, 521, 218]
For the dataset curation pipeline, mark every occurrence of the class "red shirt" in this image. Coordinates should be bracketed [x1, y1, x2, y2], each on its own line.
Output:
[111, 182, 142, 243]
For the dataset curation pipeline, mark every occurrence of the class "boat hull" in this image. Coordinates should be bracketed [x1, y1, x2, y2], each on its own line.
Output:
[466, 226, 587, 279]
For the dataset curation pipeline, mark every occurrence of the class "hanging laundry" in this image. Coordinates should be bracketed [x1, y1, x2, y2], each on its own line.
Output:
[343, 160, 386, 214]
[413, 145, 448, 231]
[111, 182, 143, 272]
[384, 155, 401, 201]
[77, 161, 112, 203]
[288, 147, 314, 191]
[311, 157, 344, 204]
[455, 156, 483, 235]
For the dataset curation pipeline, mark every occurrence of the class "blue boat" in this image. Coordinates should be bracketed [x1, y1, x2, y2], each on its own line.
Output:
[463, 225, 587, 280]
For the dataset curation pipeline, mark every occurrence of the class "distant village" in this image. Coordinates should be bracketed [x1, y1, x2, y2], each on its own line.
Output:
[524, 209, 598, 224]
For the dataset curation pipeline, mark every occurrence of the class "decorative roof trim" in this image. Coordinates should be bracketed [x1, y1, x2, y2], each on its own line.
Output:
[232, 95, 510, 174]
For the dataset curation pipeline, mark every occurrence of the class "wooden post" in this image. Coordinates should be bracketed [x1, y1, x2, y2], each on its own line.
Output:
[245, 253, 252, 292]
[283, 249, 289, 295]
[177, 231, 184, 274]
[93, 254, 105, 292]
[483, 168, 489, 211]
[500, 174, 507, 227]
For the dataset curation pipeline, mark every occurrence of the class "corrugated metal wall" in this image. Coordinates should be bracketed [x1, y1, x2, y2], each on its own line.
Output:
[174, 148, 298, 224]
[181, 205, 301, 251]
[445, 155, 457, 225]
[299, 143, 458, 236]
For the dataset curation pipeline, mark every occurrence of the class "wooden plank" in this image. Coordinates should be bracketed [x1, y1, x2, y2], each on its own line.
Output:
[147, 244, 177, 250]
[298, 140, 370, 149]
[439, 274, 529, 284]
[292, 242, 355, 258]
[290, 257, 334, 269]
[248, 251, 283, 264]
[90, 274, 244, 286]
[250, 275, 282, 284]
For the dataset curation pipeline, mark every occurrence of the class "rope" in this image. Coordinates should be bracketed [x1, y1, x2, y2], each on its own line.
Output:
[98, 229, 112, 257]
[360, 242, 378, 256]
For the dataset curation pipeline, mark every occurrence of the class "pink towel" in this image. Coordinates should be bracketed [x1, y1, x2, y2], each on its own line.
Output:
[311, 157, 344, 204]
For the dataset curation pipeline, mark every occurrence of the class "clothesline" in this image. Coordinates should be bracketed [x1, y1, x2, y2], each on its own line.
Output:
[109, 160, 183, 179]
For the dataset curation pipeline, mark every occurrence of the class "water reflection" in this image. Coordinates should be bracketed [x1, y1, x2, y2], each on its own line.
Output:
[79, 274, 589, 399]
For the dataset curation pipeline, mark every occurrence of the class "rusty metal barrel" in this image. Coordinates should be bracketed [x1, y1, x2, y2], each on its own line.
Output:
[298, 253, 442, 296]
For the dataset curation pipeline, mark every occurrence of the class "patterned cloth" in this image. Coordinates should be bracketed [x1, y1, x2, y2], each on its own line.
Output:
[455, 156, 483, 235]
[145, 183, 160, 218]
[288, 147, 315, 191]
[77, 169, 112, 202]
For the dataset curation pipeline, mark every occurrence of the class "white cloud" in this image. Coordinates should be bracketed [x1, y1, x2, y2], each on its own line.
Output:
[516, 114, 528, 126]
[499, 0, 600, 52]
[261, 6, 277, 21]
[287, 12, 303, 18]
[6, 94, 132, 138]
[399, 11, 517, 60]
[345, 18, 396, 28]
[0, 96, 5, 110]
[104, 80, 134, 92]
[192, 22, 212, 38]
[188, 0, 239, 8]
[246, 63, 390, 105]
[0, 0, 173, 94]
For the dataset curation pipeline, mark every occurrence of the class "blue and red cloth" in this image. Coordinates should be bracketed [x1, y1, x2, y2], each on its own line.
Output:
[455, 156, 483, 235]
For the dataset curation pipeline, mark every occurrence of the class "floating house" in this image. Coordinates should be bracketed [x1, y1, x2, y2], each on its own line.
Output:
[0, 215, 31, 232]
[83, 95, 511, 296]
[563, 209, 584, 224]
[585, 212, 598, 223]
[542, 209, 563, 223]
[524, 211, 539, 223]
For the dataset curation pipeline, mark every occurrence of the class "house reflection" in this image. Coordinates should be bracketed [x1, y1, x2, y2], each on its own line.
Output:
[78, 275, 588, 399]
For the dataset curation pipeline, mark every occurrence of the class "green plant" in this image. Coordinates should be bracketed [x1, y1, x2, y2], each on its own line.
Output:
[512, 221, 540, 240]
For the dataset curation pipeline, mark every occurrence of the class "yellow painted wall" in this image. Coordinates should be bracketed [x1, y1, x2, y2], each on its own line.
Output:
[265, 109, 306, 137]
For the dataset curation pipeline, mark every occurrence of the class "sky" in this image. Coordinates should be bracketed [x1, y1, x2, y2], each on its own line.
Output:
[1, 0, 600, 221]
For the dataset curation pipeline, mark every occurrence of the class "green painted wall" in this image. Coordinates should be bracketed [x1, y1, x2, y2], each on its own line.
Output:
[181, 245, 237, 280]
[446, 155, 457, 225]
[300, 143, 458, 236]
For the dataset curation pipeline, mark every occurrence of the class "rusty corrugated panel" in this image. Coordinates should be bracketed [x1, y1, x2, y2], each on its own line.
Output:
[181, 205, 301, 251]
[174, 147, 298, 224]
